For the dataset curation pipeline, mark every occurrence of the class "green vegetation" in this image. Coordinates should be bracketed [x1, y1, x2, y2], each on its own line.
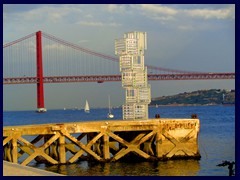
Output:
[151, 89, 235, 106]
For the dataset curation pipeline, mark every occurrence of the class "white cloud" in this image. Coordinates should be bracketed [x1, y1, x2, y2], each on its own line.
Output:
[184, 5, 235, 20]
[139, 4, 178, 16]
[106, 4, 128, 14]
[4, 5, 83, 23]
[107, 4, 119, 12]
[135, 4, 235, 22]
[77, 21, 121, 27]
[150, 15, 175, 22]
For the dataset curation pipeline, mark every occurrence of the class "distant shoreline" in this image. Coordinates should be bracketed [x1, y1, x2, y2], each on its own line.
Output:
[3, 103, 235, 112]
[150, 103, 235, 107]
[150, 89, 235, 107]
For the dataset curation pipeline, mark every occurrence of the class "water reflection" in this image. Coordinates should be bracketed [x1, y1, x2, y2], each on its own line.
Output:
[43, 159, 200, 176]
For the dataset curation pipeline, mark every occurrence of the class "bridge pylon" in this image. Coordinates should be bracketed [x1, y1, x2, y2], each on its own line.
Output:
[36, 31, 47, 113]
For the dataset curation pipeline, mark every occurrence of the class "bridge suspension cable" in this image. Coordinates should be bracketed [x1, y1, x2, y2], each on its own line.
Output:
[3, 30, 235, 79]
[3, 32, 36, 48]
[41, 31, 202, 74]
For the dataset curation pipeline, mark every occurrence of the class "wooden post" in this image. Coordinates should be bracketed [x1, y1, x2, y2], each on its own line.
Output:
[12, 137, 18, 163]
[156, 123, 163, 158]
[103, 132, 110, 160]
[59, 135, 66, 164]
[44, 135, 50, 155]
[4, 143, 12, 162]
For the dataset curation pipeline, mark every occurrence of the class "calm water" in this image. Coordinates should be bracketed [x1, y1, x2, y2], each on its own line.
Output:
[3, 106, 235, 176]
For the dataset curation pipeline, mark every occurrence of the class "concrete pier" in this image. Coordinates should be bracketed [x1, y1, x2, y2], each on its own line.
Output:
[3, 161, 64, 176]
[3, 118, 200, 166]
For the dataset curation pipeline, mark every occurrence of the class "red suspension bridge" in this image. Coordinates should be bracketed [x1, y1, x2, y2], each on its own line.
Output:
[3, 31, 235, 112]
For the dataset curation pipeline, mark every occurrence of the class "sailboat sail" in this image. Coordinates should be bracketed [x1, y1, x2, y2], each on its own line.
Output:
[84, 100, 90, 113]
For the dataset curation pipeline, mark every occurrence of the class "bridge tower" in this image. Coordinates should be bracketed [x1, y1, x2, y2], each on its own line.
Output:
[36, 31, 47, 113]
[115, 31, 151, 119]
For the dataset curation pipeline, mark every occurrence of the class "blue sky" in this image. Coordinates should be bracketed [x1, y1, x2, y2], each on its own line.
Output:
[3, 4, 235, 110]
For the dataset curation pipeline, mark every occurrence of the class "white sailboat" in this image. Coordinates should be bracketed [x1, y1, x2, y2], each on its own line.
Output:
[84, 100, 90, 113]
[107, 95, 114, 118]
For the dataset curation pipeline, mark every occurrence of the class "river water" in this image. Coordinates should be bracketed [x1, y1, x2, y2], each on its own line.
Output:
[3, 105, 235, 176]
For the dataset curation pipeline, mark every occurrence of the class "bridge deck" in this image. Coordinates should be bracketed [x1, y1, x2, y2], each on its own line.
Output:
[3, 73, 235, 84]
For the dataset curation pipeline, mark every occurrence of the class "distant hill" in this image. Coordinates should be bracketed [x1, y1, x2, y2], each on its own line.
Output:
[150, 89, 235, 106]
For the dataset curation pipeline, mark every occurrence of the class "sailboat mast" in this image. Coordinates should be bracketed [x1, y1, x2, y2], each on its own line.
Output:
[108, 95, 111, 113]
